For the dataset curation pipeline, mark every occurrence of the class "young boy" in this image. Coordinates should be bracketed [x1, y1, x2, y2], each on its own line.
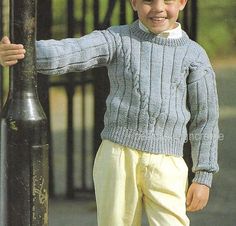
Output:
[0, 0, 219, 225]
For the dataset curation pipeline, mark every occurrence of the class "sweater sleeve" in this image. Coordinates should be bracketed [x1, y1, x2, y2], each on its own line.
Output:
[36, 30, 116, 75]
[187, 47, 219, 187]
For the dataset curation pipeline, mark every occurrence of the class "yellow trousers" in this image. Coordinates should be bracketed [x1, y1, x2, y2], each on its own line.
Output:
[93, 140, 190, 226]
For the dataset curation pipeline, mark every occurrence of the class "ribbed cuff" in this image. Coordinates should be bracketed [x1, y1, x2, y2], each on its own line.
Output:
[192, 171, 213, 188]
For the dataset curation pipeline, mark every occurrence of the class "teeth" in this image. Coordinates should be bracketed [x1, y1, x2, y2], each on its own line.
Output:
[152, 17, 165, 21]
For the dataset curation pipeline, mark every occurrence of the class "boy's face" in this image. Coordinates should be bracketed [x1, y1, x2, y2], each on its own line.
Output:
[130, 0, 187, 34]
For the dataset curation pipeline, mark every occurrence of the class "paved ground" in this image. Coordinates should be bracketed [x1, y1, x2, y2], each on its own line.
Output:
[47, 65, 236, 226]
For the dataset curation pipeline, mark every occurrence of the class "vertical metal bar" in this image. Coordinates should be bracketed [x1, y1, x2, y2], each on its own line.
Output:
[81, 0, 87, 191]
[66, 0, 75, 198]
[66, 80, 75, 198]
[37, 0, 54, 198]
[120, 0, 126, 25]
[191, 0, 198, 41]
[67, 0, 74, 38]
[183, 0, 198, 41]
[0, 0, 3, 110]
[81, 0, 86, 35]
[81, 79, 86, 190]
[183, 0, 190, 35]
[101, 0, 116, 28]
[0, 0, 49, 224]
[93, 0, 99, 29]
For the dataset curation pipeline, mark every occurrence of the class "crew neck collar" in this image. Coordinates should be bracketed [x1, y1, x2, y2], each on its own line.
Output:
[130, 20, 189, 47]
[138, 20, 182, 39]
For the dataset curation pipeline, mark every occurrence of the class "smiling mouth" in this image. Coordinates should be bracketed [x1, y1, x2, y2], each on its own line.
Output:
[150, 17, 166, 22]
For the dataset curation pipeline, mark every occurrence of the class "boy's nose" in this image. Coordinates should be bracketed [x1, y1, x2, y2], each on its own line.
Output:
[152, 0, 165, 12]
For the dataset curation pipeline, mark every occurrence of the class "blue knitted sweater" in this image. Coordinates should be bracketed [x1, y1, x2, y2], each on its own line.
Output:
[36, 20, 219, 187]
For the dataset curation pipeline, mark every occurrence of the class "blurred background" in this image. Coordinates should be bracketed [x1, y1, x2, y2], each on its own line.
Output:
[0, 0, 236, 225]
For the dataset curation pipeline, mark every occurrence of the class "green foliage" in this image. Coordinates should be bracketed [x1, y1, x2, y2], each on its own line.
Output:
[198, 0, 236, 58]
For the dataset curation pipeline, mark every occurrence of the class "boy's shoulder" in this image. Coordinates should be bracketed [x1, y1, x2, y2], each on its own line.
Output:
[99, 24, 133, 46]
[106, 24, 130, 37]
[185, 38, 212, 71]
[187, 38, 209, 58]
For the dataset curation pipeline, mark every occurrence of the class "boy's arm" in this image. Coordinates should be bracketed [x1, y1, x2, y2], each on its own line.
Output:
[185, 47, 219, 212]
[187, 47, 219, 188]
[0, 29, 116, 72]
[36, 30, 116, 75]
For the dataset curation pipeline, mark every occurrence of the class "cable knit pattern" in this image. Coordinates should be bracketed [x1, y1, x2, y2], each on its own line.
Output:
[36, 20, 219, 187]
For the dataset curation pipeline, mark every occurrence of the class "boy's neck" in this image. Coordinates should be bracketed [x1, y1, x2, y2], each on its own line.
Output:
[138, 20, 182, 39]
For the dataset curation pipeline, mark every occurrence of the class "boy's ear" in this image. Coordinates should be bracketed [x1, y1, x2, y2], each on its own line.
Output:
[130, 0, 137, 11]
[179, 0, 188, 11]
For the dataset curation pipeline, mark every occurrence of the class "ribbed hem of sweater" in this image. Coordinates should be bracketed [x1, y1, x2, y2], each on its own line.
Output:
[101, 126, 214, 187]
[192, 171, 213, 188]
[101, 126, 185, 157]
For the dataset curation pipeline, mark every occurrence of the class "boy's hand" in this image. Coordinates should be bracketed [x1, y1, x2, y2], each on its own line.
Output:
[0, 36, 26, 67]
[186, 182, 210, 212]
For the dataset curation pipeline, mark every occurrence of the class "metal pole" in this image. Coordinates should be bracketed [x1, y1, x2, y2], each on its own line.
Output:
[120, 0, 126, 25]
[101, 0, 116, 28]
[0, 0, 49, 225]
[183, 1, 190, 35]
[191, 0, 198, 41]
[183, 0, 198, 41]
[0, 0, 3, 110]
[66, 0, 75, 199]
